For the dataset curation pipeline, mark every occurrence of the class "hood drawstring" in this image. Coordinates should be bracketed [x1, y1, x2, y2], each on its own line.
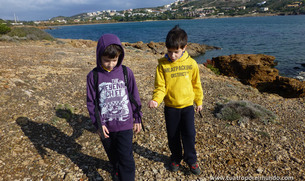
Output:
[102, 65, 112, 72]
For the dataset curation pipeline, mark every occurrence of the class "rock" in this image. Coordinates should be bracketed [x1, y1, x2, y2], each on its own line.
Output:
[257, 167, 264, 174]
[123, 41, 219, 57]
[211, 54, 305, 98]
[281, 136, 287, 142]
[290, 155, 302, 164]
[296, 71, 305, 81]
[147, 41, 166, 54]
[270, 76, 305, 98]
[226, 159, 235, 165]
[211, 54, 278, 85]
[295, 76, 304, 81]
[187, 42, 219, 57]
[67, 39, 97, 48]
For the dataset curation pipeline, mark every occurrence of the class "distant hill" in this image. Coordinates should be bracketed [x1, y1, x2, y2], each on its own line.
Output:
[181, 0, 305, 14]
[45, 0, 304, 24]
[184, 0, 253, 7]
[184, 0, 302, 8]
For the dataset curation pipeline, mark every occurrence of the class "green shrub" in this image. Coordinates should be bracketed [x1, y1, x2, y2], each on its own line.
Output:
[206, 64, 220, 75]
[0, 24, 11, 34]
[215, 100, 277, 124]
[7, 27, 54, 40]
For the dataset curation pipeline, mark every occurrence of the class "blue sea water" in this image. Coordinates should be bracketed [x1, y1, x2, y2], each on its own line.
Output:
[45, 15, 305, 77]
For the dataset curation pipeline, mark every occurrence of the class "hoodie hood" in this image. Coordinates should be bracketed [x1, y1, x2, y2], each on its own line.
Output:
[96, 34, 124, 70]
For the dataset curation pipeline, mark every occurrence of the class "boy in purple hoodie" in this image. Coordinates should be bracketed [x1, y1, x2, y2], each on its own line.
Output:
[87, 34, 142, 181]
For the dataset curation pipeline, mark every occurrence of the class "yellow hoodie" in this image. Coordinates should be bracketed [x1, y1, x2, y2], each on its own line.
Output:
[152, 51, 203, 108]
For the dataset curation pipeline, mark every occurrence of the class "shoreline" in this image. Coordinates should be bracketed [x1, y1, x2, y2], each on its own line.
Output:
[41, 12, 282, 28]
[13, 14, 305, 79]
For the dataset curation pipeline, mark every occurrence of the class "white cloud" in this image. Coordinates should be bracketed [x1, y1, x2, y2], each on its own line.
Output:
[0, 0, 173, 21]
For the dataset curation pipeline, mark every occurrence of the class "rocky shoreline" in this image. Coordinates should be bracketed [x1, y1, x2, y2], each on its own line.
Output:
[208, 54, 305, 98]
[0, 39, 304, 180]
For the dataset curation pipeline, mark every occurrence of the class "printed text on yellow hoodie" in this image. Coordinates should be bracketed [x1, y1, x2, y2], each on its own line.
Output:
[152, 51, 203, 108]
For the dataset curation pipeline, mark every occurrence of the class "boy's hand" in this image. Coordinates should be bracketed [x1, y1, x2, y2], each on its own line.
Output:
[148, 100, 158, 108]
[99, 125, 109, 138]
[134, 123, 141, 134]
[195, 105, 203, 112]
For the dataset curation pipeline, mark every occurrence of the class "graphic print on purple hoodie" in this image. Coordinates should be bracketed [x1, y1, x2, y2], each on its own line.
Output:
[86, 34, 142, 132]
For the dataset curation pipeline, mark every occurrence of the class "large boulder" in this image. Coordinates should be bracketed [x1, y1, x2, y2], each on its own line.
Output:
[210, 54, 305, 98]
[187, 43, 221, 57]
[211, 54, 278, 85]
[266, 76, 305, 98]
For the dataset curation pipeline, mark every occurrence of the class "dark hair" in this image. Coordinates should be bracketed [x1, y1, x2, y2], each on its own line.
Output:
[102, 44, 123, 58]
[166, 25, 188, 49]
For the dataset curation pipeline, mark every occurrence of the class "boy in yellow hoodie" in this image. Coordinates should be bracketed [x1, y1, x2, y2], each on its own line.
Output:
[148, 25, 203, 175]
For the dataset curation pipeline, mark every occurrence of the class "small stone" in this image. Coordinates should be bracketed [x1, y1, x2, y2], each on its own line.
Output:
[257, 167, 264, 174]
[281, 136, 287, 142]
[227, 159, 235, 165]
[38, 159, 45, 165]
[152, 168, 158, 174]
[290, 156, 302, 164]
[239, 122, 246, 128]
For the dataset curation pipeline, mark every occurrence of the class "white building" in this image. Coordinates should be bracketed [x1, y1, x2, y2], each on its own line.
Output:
[261, 7, 269, 11]
[258, 1, 267, 6]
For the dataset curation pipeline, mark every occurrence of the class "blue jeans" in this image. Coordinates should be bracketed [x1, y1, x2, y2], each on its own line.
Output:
[164, 105, 197, 165]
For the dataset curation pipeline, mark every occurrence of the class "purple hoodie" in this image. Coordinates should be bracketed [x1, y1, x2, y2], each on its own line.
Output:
[87, 34, 142, 132]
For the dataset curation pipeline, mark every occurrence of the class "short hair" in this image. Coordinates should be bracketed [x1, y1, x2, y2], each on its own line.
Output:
[102, 44, 123, 58]
[166, 25, 188, 49]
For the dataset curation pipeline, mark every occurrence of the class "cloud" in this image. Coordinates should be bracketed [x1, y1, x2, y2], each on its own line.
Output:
[0, 0, 173, 21]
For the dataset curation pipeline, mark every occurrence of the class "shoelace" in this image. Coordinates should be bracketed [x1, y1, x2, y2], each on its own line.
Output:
[191, 164, 198, 169]
[172, 163, 179, 167]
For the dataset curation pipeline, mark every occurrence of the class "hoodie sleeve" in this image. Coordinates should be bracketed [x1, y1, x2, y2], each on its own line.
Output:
[86, 71, 104, 129]
[192, 61, 203, 106]
[126, 67, 142, 123]
[152, 63, 166, 106]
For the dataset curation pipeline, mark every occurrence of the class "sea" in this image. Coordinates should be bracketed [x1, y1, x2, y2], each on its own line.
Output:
[45, 15, 305, 78]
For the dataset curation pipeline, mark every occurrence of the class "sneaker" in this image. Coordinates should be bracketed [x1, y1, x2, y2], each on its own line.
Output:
[189, 163, 201, 175]
[169, 162, 180, 172]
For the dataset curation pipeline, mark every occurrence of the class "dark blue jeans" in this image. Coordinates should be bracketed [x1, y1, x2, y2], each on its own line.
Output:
[102, 129, 135, 181]
[164, 105, 197, 165]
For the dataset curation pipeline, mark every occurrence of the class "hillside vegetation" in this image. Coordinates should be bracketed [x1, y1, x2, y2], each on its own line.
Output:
[184, 0, 305, 15]
[2, 0, 304, 26]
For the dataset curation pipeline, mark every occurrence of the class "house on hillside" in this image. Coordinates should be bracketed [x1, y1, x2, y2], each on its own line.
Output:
[57, 19, 67, 23]
[238, 6, 246, 10]
[257, 1, 267, 6]
[260, 7, 269, 11]
[287, 2, 303, 8]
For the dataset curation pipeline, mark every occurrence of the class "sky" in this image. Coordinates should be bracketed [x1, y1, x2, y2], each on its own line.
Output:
[0, 0, 174, 21]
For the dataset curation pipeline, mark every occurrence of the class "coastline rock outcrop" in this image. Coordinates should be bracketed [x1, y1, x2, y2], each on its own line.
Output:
[210, 54, 305, 98]
[123, 41, 220, 57]
[54, 39, 220, 58]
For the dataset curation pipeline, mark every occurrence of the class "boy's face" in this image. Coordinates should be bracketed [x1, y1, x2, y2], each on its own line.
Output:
[167, 46, 186, 62]
[101, 56, 119, 71]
